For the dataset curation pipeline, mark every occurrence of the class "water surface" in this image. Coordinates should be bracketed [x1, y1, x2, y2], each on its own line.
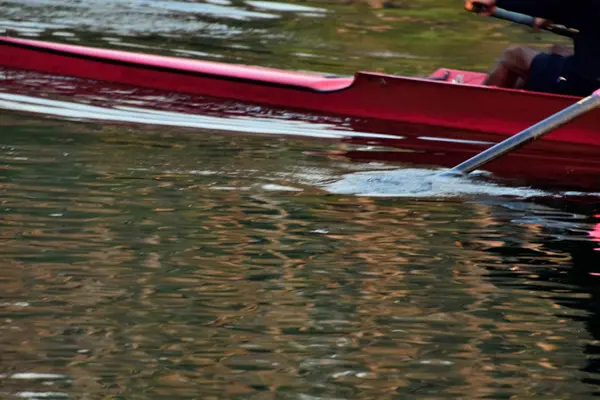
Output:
[2, 1, 600, 399]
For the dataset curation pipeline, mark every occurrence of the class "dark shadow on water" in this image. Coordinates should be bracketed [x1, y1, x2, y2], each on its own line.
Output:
[460, 197, 600, 394]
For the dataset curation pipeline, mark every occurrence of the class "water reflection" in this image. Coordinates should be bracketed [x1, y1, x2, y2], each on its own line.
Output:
[460, 199, 600, 396]
[2, 116, 600, 398]
[0, 0, 595, 397]
[4, 68, 600, 194]
[245, 1, 328, 13]
[1, 0, 542, 76]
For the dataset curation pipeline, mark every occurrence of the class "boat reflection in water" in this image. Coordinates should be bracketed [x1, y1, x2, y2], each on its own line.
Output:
[467, 199, 600, 390]
[331, 130, 600, 193]
[2, 67, 600, 194]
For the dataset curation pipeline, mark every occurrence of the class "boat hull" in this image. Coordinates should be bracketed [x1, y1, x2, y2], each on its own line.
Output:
[1, 36, 600, 147]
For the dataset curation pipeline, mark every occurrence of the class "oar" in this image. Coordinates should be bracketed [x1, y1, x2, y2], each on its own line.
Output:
[443, 89, 600, 176]
[466, 2, 579, 38]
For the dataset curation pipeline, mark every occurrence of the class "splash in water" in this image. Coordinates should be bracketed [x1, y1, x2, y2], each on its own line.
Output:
[324, 168, 549, 198]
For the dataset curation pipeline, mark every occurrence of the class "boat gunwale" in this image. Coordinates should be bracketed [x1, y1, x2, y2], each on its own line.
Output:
[0, 36, 358, 93]
[0, 36, 584, 103]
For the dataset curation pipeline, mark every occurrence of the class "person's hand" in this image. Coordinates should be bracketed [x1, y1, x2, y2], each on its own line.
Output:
[533, 18, 551, 31]
[465, 0, 496, 16]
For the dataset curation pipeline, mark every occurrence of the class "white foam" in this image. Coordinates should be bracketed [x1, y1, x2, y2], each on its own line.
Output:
[324, 168, 548, 198]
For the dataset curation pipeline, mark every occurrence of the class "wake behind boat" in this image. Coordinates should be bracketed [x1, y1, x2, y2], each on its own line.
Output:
[1, 35, 599, 149]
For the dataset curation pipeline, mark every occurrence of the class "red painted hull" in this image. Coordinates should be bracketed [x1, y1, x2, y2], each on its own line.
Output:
[1, 36, 599, 147]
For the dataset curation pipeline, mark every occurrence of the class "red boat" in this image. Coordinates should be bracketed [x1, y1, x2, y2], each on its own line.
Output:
[1, 35, 599, 149]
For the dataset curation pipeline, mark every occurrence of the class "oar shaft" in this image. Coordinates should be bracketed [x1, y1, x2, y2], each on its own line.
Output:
[491, 8, 577, 38]
[492, 8, 536, 27]
[467, 3, 578, 38]
[447, 93, 600, 176]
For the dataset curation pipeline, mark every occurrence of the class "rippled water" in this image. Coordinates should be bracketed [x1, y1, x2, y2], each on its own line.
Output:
[3, 0, 600, 399]
[4, 112, 600, 398]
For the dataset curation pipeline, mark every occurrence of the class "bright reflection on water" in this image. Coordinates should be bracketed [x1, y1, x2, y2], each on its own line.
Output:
[0, 93, 400, 141]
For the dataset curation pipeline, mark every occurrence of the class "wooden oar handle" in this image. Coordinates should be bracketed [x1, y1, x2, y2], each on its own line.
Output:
[466, 2, 578, 38]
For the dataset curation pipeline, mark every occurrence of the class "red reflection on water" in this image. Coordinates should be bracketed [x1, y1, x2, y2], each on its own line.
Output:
[3, 67, 600, 192]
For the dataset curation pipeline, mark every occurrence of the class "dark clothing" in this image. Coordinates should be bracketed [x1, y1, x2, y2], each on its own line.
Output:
[525, 53, 567, 94]
[496, 0, 600, 95]
[526, 53, 599, 96]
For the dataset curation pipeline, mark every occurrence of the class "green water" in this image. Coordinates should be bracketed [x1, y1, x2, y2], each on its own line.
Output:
[2, 1, 599, 399]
